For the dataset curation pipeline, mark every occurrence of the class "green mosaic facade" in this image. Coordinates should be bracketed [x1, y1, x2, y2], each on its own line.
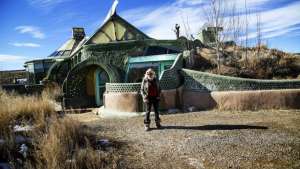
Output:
[181, 69, 300, 91]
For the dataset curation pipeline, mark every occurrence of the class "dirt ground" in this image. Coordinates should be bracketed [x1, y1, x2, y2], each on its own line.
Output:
[68, 110, 300, 169]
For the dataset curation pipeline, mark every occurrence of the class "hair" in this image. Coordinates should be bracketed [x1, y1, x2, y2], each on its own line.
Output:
[144, 68, 156, 79]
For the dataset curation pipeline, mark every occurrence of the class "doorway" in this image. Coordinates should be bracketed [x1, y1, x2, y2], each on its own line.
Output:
[95, 68, 109, 106]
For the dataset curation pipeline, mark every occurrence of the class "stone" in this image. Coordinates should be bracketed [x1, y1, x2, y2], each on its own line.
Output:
[188, 106, 198, 112]
[0, 163, 11, 169]
[96, 139, 111, 147]
[19, 144, 29, 158]
[167, 108, 180, 114]
[14, 125, 34, 133]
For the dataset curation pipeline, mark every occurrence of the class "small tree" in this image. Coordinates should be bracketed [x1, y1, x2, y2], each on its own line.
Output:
[256, 11, 262, 58]
[202, 0, 227, 73]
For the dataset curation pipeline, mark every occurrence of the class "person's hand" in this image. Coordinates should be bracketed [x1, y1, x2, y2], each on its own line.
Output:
[143, 98, 149, 103]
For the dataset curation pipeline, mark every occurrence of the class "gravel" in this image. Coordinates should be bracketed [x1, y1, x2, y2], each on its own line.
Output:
[70, 109, 300, 169]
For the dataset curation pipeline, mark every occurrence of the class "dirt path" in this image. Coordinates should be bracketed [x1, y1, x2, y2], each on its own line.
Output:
[68, 110, 300, 169]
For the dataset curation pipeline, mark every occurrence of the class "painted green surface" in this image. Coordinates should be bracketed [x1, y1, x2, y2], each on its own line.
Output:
[181, 69, 300, 91]
[126, 54, 178, 81]
[128, 54, 178, 63]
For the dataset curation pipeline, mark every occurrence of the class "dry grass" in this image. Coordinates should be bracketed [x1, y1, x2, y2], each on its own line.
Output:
[0, 89, 119, 169]
[0, 89, 55, 136]
[197, 45, 300, 79]
[32, 117, 116, 169]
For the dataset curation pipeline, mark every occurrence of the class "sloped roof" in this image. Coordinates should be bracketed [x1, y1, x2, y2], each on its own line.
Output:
[49, 35, 86, 58]
[85, 13, 151, 45]
[70, 37, 88, 56]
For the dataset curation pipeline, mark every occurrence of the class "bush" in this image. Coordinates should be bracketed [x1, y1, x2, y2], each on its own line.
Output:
[0, 89, 119, 169]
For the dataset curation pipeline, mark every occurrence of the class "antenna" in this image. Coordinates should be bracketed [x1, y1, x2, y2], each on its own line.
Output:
[103, 0, 119, 23]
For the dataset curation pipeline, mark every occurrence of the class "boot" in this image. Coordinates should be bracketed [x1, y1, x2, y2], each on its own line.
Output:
[144, 124, 150, 131]
[156, 121, 162, 129]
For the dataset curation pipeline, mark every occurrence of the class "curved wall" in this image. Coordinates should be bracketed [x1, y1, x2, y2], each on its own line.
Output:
[104, 84, 182, 112]
[181, 69, 300, 91]
[104, 68, 300, 113]
[183, 89, 300, 110]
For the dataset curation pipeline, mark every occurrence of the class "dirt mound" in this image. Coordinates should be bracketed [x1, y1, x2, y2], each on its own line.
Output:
[188, 45, 300, 79]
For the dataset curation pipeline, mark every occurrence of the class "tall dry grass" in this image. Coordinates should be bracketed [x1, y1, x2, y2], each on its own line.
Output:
[32, 117, 115, 169]
[0, 88, 118, 169]
[0, 89, 55, 136]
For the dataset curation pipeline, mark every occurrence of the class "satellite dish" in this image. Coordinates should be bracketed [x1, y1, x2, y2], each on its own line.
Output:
[103, 0, 119, 23]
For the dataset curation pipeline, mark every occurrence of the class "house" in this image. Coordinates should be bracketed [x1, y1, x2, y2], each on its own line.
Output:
[23, 3, 199, 108]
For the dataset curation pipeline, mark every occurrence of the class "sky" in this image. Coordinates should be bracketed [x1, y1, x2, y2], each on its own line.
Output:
[0, 0, 300, 70]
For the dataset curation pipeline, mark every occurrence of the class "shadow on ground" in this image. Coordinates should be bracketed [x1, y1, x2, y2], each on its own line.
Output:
[152, 124, 268, 130]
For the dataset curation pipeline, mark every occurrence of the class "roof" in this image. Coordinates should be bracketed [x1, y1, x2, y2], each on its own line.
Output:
[70, 37, 88, 56]
[128, 54, 178, 63]
[48, 27, 87, 58]
[85, 13, 151, 45]
[24, 58, 55, 64]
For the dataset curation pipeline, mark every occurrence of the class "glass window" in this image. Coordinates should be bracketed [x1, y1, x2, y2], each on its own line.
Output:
[164, 64, 172, 70]
[126, 66, 159, 83]
[34, 62, 44, 73]
[27, 63, 34, 73]
[63, 50, 71, 56]
[57, 51, 64, 56]
[34, 62, 43, 69]
[44, 62, 53, 69]
[145, 46, 168, 56]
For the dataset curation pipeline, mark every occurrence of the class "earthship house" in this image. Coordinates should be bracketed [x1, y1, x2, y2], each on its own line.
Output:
[23, 2, 300, 112]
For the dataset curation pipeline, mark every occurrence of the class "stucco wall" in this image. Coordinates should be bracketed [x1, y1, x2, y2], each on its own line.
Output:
[104, 92, 140, 112]
[182, 89, 300, 110]
[104, 88, 183, 112]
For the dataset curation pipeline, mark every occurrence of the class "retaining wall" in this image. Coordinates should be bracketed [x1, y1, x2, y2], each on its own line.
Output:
[183, 89, 300, 110]
[104, 83, 182, 112]
[181, 69, 300, 91]
[104, 68, 300, 113]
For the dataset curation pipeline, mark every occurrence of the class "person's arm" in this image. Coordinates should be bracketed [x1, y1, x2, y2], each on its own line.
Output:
[140, 78, 148, 102]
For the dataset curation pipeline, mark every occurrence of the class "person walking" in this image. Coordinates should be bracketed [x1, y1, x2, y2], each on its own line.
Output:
[140, 68, 162, 131]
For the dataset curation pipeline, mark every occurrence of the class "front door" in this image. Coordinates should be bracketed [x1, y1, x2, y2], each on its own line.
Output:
[95, 68, 109, 106]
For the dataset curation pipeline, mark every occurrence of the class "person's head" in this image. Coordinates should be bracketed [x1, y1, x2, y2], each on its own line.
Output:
[145, 68, 156, 80]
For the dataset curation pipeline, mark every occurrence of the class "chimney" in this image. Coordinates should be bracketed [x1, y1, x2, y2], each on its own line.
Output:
[72, 27, 85, 40]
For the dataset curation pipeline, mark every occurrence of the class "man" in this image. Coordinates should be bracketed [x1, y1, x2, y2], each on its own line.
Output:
[140, 68, 162, 131]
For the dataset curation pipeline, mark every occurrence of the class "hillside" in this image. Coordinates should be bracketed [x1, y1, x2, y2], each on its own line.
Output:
[187, 45, 300, 79]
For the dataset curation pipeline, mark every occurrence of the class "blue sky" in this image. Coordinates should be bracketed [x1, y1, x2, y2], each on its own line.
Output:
[0, 0, 300, 70]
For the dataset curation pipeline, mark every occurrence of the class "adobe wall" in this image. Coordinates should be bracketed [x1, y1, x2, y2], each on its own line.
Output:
[103, 68, 300, 113]
[104, 88, 182, 113]
[183, 89, 300, 110]
[104, 92, 140, 112]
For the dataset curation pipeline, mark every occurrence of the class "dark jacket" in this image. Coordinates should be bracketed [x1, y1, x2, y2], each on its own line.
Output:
[140, 77, 161, 102]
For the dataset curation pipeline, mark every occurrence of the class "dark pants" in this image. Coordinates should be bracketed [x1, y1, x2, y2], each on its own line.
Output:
[144, 97, 160, 124]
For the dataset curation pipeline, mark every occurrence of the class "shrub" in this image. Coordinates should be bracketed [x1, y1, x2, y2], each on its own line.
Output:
[0, 89, 119, 169]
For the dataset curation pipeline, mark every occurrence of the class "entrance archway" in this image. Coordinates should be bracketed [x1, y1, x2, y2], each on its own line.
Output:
[85, 66, 110, 107]
[95, 68, 109, 106]
[63, 60, 122, 108]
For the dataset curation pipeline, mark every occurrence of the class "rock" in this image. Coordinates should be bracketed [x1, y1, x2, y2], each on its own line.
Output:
[15, 135, 32, 144]
[187, 106, 198, 112]
[0, 139, 5, 145]
[14, 125, 34, 133]
[167, 108, 180, 114]
[19, 144, 29, 158]
[0, 163, 11, 169]
[97, 139, 111, 147]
